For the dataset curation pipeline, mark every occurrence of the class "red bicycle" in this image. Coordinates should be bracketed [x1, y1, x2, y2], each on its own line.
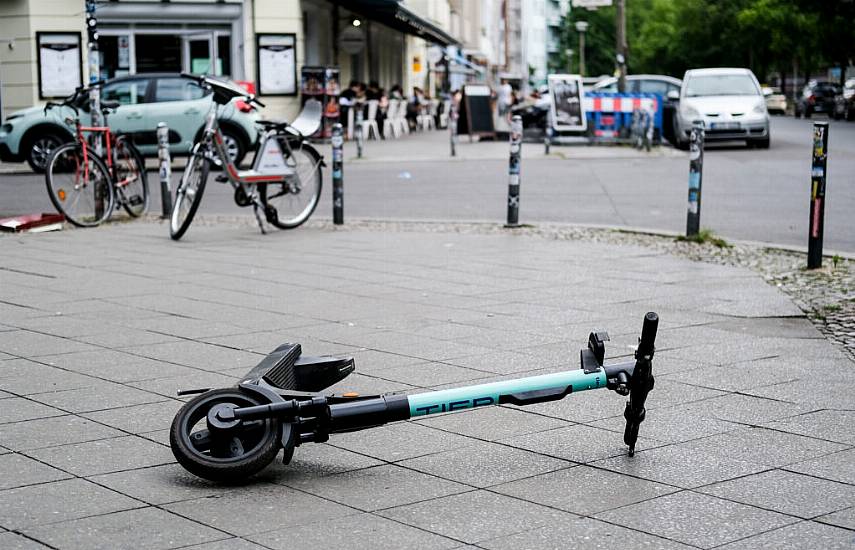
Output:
[43, 84, 148, 227]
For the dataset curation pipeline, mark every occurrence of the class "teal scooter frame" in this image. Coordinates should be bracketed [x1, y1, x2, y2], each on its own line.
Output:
[170, 312, 658, 482]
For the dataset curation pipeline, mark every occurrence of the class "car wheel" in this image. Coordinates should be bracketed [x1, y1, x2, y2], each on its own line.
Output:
[25, 132, 64, 173]
[219, 127, 246, 167]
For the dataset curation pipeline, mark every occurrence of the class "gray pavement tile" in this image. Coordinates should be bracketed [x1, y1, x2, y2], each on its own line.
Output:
[492, 464, 677, 515]
[377, 490, 577, 544]
[593, 439, 766, 489]
[346, 348, 427, 373]
[276, 442, 384, 478]
[38, 349, 199, 383]
[0, 478, 141, 530]
[478, 516, 696, 550]
[0, 360, 96, 395]
[281, 464, 469, 511]
[128, 371, 239, 401]
[88, 464, 229, 505]
[445, 349, 560, 375]
[0, 330, 97, 357]
[0, 415, 122, 451]
[27, 381, 164, 413]
[765, 410, 855, 445]
[0, 531, 52, 549]
[179, 538, 269, 550]
[324, 372, 417, 395]
[8, 315, 120, 339]
[414, 405, 569, 442]
[76, 328, 183, 349]
[81, 400, 182, 435]
[594, 490, 796, 548]
[817, 507, 855, 530]
[164, 483, 359, 537]
[329, 422, 478, 462]
[122, 317, 251, 340]
[397, 442, 571, 488]
[372, 361, 492, 388]
[787, 448, 855, 485]
[22, 507, 226, 550]
[716, 520, 855, 549]
[699, 469, 855, 518]
[660, 355, 813, 393]
[745, 377, 855, 409]
[24, 435, 173, 477]
[699, 427, 849, 468]
[121, 340, 263, 372]
[499, 424, 661, 464]
[0, 453, 72, 490]
[678, 393, 806, 424]
[248, 513, 460, 550]
[0, 398, 65, 424]
[590, 405, 738, 445]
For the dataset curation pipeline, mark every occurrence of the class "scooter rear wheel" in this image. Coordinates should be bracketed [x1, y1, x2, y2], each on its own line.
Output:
[170, 389, 281, 482]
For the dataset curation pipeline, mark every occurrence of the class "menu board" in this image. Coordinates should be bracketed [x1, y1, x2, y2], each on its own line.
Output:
[257, 34, 296, 96]
[457, 84, 495, 137]
[548, 74, 587, 131]
[37, 33, 82, 99]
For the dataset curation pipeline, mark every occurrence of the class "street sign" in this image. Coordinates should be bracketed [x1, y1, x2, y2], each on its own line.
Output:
[572, 0, 612, 7]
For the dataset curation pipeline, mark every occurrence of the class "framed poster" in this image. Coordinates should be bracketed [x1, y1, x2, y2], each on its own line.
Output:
[37, 32, 83, 99]
[548, 74, 587, 132]
[256, 34, 297, 96]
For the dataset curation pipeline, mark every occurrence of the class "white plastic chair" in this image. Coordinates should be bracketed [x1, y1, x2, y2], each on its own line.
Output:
[383, 100, 400, 138]
[346, 106, 355, 140]
[439, 99, 451, 128]
[418, 101, 435, 131]
[360, 100, 380, 140]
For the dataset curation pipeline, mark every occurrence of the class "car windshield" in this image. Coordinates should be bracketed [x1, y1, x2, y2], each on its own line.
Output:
[686, 75, 758, 97]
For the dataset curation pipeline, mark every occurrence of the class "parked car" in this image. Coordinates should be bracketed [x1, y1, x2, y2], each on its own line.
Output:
[762, 86, 787, 114]
[0, 73, 259, 172]
[671, 67, 770, 149]
[833, 78, 855, 121]
[794, 80, 841, 118]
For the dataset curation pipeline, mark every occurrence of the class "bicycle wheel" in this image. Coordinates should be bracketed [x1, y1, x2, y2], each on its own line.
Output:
[170, 146, 209, 240]
[260, 141, 322, 230]
[45, 143, 115, 227]
[113, 136, 149, 218]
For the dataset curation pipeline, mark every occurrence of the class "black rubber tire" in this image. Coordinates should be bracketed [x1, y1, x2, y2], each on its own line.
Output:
[170, 149, 209, 240]
[114, 137, 149, 217]
[25, 131, 66, 173]
[45, 142, 115, 227]
[170, 389, 281, 482]
[259, 142, 323, 230]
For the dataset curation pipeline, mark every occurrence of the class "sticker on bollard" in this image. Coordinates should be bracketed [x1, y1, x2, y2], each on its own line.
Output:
[331, 123, 344, 225]
[506, 115, 523, 227]
[450, 107, 458, 157]
[157, 123, 173, 218]
[807, 121, 828, 269]
[686, 120, 704, 237]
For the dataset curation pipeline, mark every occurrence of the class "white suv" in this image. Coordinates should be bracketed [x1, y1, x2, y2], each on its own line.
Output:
[672, 68, 770, 149]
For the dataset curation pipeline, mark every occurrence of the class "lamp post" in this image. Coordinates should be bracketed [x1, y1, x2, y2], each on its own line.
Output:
[575, 21, 588, 77]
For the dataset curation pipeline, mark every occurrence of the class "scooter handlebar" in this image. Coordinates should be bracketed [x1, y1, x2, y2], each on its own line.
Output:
[624, 312, 658, 457]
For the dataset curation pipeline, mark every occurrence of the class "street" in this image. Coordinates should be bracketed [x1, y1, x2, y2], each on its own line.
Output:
[1, 116, 854, 253]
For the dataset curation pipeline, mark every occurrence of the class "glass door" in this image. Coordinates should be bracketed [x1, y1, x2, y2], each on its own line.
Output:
[182, 33, 215, 75]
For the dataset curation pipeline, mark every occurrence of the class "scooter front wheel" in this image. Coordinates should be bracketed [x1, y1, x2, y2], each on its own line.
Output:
[170, 389, 281, 482]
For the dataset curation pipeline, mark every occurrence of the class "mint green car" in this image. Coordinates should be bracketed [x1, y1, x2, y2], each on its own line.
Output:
[0, 73, 259, 172]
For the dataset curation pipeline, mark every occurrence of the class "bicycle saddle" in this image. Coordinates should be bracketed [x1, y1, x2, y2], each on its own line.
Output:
[101, 100, 121, 113]
[243, 343, 355, 392]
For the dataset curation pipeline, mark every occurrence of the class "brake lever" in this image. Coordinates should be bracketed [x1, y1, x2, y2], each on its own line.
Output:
[623, 312, 658, 457]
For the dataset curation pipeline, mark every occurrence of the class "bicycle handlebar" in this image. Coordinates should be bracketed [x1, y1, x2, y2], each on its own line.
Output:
[180, 72, 266, 108]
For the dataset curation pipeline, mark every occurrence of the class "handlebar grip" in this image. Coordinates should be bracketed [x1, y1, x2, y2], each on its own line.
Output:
[637, 312, 659, 358]
[253, 97, 266, 108]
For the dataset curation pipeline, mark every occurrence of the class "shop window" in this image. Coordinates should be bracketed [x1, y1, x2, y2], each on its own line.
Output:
[136, 34, 181, 73]
[102, 78, 150, 105]
[155, 77, 209, 102]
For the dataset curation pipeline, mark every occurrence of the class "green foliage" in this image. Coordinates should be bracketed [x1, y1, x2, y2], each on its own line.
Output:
[562, 0, 853, 83]
[676, 228, 731, 248]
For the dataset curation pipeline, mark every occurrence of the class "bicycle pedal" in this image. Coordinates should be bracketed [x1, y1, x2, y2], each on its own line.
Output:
[215, 174, 229, 183]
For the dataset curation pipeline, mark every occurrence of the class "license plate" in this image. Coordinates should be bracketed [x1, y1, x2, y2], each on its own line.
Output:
[711, 122, 740, 130]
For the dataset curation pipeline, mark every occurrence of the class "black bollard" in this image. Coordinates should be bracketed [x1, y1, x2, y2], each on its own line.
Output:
[506, 115, 523, 227]
[157, 123, 172, 218]
[450, 105, 458, 157]
[544, 112, 553, 155]
[355, 107, 364, 159]
[686, 120, 704, 237]
[808, 121, 829, 269]
[331, 123, 344, 225]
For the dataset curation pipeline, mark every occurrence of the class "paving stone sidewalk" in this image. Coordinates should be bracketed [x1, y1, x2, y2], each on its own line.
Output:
[0, 222, 853, 550]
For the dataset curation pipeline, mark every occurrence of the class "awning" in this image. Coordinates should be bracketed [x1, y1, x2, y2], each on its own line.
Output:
[334, 0, 458, 46]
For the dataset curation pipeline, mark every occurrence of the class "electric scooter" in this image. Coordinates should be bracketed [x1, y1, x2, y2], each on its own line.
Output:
[170, 312, 659, 482]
